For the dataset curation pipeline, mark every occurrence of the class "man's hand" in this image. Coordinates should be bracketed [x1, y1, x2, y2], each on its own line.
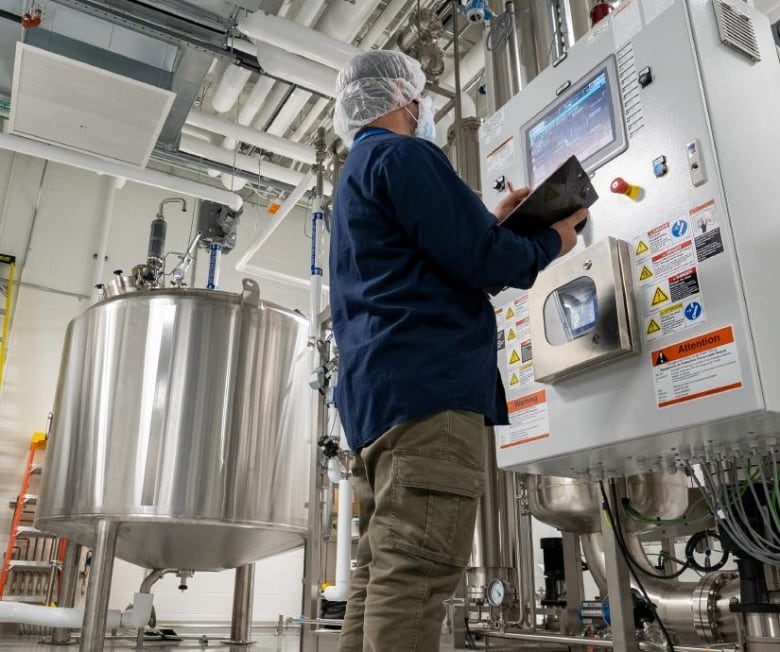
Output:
[551, 209, 588, 258]
[492, 184, 531, 222]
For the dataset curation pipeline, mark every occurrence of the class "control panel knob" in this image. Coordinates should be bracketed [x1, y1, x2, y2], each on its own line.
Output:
[492, 175, 506, 192]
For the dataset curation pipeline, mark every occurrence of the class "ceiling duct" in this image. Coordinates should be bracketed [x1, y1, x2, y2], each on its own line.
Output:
[9, 43, 175, 166]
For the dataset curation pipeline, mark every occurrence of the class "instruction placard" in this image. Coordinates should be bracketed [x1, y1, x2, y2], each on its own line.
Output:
[651, 325, 743, 408]
[498, 390, 550, 449]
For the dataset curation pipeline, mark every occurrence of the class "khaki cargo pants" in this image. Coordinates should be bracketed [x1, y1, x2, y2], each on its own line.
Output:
[338, 410, 486, 652]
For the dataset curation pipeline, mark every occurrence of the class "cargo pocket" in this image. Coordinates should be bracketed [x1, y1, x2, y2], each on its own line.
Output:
[389, 452, 485, 567]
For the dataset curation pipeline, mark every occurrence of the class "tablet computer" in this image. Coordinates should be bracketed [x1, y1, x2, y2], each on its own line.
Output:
[499, 155, 597, 237]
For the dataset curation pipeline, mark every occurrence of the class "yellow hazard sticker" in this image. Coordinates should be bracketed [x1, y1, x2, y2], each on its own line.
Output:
[647, 319, 661, 335]
[509, 349, 521, 364]
[507, 328, 517, 341]
[636, 240, 650, 256]
[505, 306, 515, 319]
[509, 372, 520, 386]
[651, 286, 670, 305]
[639, 265, 653, 281]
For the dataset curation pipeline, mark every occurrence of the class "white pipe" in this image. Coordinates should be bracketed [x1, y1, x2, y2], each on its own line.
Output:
[239, 262, 329, 291]
[186, 110, 316, 164]
[237, 76, 277, 128]
[212, 65, 253, 114]
[238, 11, 363, 71]
[294, 0, 329, 30]
[234, 172, 316, 272]
[0, 592, 153, 630]
[252, 82, 292, 131]
[259, 45, 338, 98]
[232, 39, 338, 97]
[179, 134, 310, 188]
[268, 89, 311, 137]
[322, 475, 353, 602]
[91, 176, 118, 301]
[0, 133, 243, 211]
[360, 0, 409, 48]
[314, 0, 379, 42]
[292, 97, 330, 142]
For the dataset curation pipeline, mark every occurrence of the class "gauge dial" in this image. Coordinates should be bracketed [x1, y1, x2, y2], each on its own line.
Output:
[486, 578, 507, 607]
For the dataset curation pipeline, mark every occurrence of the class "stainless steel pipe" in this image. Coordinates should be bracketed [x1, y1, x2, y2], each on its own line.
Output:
[483, 630, 738, 651]
[79, 520, 118, 652]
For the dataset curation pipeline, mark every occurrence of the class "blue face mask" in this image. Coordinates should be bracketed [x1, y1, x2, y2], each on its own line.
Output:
[406, 96, 437, 143]
[415, 96, 437, 143]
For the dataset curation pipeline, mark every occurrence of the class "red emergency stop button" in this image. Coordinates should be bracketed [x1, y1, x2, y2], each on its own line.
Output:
[610, 177, 641, 200]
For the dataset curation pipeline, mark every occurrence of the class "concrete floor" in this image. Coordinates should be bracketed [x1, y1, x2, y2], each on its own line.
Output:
[0, 630, 302, 650]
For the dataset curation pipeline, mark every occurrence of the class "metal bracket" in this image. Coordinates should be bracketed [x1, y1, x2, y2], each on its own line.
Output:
[240, 279, 261, 307]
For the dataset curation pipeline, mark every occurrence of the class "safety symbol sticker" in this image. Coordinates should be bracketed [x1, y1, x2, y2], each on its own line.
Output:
[685, 301, 702, 321]
[639, 266, 653, 281]
[507, 328, 517, 341]
[505, 306, 515, 320]
[635, 239, 650, 257]
[644, 299, 707, 342]
[498, 390, 550, 450]
[508, 349, 521, 365]
[651, 326, 743, 408]
[671, 219, 689, 238]
[647, 319, 661, 335]
[509, 372, 520, 386]
[651, 286, 670, 306]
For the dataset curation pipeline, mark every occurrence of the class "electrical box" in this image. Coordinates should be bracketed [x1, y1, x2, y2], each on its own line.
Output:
[479, 0, 780, 477]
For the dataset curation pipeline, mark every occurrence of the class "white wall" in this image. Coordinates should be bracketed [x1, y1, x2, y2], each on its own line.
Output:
[0, 150, 321, 623]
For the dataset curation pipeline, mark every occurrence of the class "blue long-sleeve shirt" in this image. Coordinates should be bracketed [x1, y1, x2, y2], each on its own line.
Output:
[329, 128, 561, 452]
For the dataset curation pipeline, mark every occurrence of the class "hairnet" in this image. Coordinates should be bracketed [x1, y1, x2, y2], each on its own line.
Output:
[333, 51, 427, 146]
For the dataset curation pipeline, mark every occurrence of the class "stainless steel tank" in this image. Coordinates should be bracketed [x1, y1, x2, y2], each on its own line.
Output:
[36, 280, 311, 571]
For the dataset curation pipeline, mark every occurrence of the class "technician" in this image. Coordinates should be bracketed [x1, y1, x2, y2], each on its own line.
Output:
[330, 50, 585, 652]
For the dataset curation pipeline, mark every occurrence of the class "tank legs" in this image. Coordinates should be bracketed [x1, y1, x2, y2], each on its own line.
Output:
[80, 520, 118, 652]
[222, 563, 255, 645]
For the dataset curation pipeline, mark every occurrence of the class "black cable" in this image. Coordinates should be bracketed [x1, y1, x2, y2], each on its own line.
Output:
[613, 495, 690, 581]
[599, 481, 676, 652]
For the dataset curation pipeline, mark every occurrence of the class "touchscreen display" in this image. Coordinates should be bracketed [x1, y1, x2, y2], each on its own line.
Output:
[526, 69, 616, 185]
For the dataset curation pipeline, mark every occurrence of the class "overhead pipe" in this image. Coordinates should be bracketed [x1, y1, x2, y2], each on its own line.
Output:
[235, 171, 317, 273]
[212, 64, 253, 114]
[230, 39, 338, 98]
[91, 176, 120, 302]
[179, 134, 316, 189]
[0, 133, 243, 211]
[361, 0, 412, 48]
[237, 11, 363, 72]
[268, 89, 312, 137]
[185, 111, 317, 164]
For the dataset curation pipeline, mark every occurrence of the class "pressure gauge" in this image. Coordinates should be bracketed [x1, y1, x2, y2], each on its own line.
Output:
[486, 578, 511, 607]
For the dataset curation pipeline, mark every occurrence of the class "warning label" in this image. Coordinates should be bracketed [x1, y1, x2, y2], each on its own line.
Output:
[498, 390, 550, 449]
[652, 240, 695, 278]
[636, 216, 707, 341]
[643, 300, 706, 341]
[647, 284, 671, 308]
[669, 268, 700, 302]
[651, 325, 743, 408]
[690, 199, 725, 262]
[501, 295, 534, 389]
